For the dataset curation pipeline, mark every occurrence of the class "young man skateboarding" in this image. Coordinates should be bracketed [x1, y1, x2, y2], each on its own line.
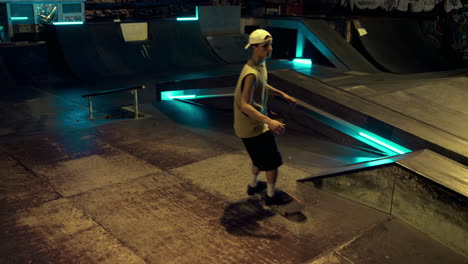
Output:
[234, 29, 296, 206]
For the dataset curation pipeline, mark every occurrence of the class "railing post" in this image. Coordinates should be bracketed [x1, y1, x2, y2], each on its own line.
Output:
[88, 96, 93, 120]
[81, 84, 144, 120]
[133, 89, 139, 119]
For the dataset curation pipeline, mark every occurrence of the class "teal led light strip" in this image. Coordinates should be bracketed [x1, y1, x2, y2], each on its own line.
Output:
[293, 58, 312, 65]
[53, 21, 83, 25]
[160, 90, 409, 157]
[166, 94, 235, 100]
[168, 95, 197, 99]
[177, 6, 198, 21]
[161, 90, 234, 101]
[359, 132, 405, 155]
[296, 99, 411, 156]
[296, 30, 304, 58]
[11, 17, 28, 21]
[196, 94, 233, 99]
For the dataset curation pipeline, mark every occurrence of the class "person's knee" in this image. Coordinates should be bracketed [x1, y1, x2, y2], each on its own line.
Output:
[266, 168, 278, 175]
[251, 164, 260, 173]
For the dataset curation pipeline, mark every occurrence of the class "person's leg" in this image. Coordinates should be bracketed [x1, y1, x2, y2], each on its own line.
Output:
[264, 168, 284, 206]
[247, 163, 266, 195]
[265, 168, 278, 197]
[249, 164, 260, 187]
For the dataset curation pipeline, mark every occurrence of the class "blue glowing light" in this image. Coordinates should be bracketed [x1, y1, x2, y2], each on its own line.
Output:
[293, 58, 313, 65]
[177, 6, 198, 21]
[297, 101, 411, 156]
[353, 157, 379, 163]
[296, 30, 304, 58]
[176, 17, 198, 21]
[161, 91, 198, 100]
[53, 21, 83, 25]
[11, 17, 28, 21]
[365, 158, 395, 167]
[359, 132, 406, 155]
[169, 95, 197, 99]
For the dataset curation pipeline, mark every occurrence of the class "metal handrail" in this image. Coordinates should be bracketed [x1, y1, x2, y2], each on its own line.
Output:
[81, 84, 145, 120]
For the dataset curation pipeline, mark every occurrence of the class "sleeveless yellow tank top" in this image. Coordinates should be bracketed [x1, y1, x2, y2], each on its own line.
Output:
[233, 59, 269, 138]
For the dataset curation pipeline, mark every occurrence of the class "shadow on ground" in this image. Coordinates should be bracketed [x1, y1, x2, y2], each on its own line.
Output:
[221, 198, 281, 239]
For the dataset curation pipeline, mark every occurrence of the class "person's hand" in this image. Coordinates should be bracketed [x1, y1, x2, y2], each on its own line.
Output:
[267, 119, 285, 135]
[283, 94, 297, 106]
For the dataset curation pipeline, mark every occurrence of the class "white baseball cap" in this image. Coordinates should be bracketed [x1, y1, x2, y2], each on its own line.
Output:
[244, 29, 273, 49]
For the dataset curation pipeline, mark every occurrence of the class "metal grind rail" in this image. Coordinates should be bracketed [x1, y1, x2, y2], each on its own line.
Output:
[81, 84, 145, 120]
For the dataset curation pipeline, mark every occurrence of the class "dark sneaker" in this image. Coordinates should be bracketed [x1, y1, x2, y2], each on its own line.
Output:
[264, 191, 290, 206]
[247, 181, 267, 196]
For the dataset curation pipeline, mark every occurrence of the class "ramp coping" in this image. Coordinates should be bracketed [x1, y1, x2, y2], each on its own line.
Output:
[298, 149, 468, 198]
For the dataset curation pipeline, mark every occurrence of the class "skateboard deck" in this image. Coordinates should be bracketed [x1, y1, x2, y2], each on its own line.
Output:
[262, 190, 305, 216]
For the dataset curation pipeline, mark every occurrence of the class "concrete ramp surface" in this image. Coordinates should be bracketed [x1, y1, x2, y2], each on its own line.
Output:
[299, 149, 468, 258]
[205, 34, 250, 63]
[354, 17, 459, 73]
[54, 20, 223, 80]
[243, 17, 380, 73]
[301, 19, 379, 73]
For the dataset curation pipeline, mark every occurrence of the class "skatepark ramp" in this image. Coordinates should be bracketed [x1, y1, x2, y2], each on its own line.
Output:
[352, 17, 461, 73]
[0, 42, 71, 84]
[53, 20, 223, 80]
[298, 149, 468, 258]
[264, 67, 468, 256]
[198, 6, 250, 64]
[204, 34, 250, 63]
[242, 17, 379, 73]
[268, 69, 468, 165]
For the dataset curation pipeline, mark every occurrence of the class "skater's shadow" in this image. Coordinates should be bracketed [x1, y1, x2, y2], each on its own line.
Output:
[220, 198, 280, 240]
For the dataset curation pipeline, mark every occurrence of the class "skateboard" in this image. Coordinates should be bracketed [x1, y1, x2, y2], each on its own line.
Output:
[262, 190, 305, 217]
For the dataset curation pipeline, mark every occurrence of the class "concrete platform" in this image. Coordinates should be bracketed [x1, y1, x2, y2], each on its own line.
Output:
[268, 69, 468, 165]
[1, 81, 467, 263]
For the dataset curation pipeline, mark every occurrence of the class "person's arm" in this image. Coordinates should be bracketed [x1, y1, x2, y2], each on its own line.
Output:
[239, 74, 285, 134]
[266, 84, 296, 105]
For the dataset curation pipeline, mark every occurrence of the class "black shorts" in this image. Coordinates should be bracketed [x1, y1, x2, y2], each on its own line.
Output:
[241, 130, 283, 171]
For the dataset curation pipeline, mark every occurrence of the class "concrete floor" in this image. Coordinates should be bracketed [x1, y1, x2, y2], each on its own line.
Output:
[1, 82, 467, 263]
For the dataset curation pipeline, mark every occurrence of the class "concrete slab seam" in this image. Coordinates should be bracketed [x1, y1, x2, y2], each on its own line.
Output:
[389, 171, 397, 214]
[66, 198, 151, 264]
[0, 145, 64, 203]
[65, 171, 165, 199]
[334, 250, 357, 264]
[305, 217, 393, 263]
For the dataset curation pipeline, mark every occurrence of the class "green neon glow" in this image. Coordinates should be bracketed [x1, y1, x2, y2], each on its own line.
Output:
[315, 113, 396, 156]
[196, 94, 234, 99]
[161, 89, 234, 101]
[53, 21, 83, 25]
[293, 58, 312, 65]
[11, 17, 28, 21]
[359, 132, 405, 154]
[354, 157, 379, 163]
[161, 91, 199, 100]
[177, 6, 198, 21]
[169, 95, 197, 99]
[161, 91, 183, 100]
[296, 30, 304, 58]
[366, 158, 395, 167]
[177, 17, 198, 21]
[298, 102, 411, 156]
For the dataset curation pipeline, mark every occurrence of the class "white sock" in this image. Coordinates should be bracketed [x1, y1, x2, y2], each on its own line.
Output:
[267, 183, 275, 197]
[249, 174, 258, 188]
